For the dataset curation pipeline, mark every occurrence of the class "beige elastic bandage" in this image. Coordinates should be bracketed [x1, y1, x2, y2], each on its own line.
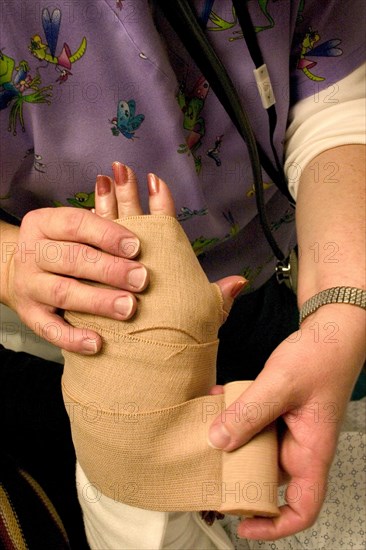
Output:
[62, 216, 279, 516]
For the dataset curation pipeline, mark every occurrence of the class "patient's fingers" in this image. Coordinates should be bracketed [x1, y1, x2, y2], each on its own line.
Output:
[209, 385, 224, 395]
[95, 167, 177, 220]
[95, 175, 118, 219]
[147, 173, 176, 217]
[112, 162, 144, 218]
[215, 276, 248, 320]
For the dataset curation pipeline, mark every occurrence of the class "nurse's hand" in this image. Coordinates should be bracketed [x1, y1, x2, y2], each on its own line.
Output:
[2, 178, 148, 354]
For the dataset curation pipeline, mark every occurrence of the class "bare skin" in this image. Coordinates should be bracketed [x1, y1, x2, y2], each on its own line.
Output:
[0, 204, 148, 354]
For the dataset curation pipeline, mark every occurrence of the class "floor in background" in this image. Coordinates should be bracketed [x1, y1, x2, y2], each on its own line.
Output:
[222, 397, 366, 550]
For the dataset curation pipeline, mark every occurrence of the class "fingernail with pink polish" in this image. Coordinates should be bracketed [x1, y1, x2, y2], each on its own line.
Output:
[112, 162, 128, 185]
[96, 175, 111, 196]
[231, 279, 248, 299]
[147, 173, 159, 195]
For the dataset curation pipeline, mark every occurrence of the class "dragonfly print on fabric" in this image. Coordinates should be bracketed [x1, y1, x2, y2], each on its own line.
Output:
[270, 208, 295, 231]
[297, 28, 342, 81]
[207, 135, 224, 167]
[177, 206, 208, 222]
[0, 50, 52, 135]
[29, 8, 87, 84]
[191, 235, 220, 256]
[206, 0, 279, 40]
[189, 209, 241, 257]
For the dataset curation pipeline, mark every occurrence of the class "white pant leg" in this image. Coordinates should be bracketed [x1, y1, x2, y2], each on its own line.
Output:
[76, 462, 167, 550]
[163, 511, 234, 549]
[76, 462, 234, 550]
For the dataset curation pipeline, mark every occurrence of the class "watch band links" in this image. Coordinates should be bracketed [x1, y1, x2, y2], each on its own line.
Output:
[299, 286, 366, 325]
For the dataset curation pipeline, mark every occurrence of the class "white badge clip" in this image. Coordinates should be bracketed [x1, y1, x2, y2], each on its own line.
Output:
[253, 64, 275, 109]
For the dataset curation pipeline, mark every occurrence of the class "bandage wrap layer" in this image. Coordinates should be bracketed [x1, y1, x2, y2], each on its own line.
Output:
[62, 216, 279, 516]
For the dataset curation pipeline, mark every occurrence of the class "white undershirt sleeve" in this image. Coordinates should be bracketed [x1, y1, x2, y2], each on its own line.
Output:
[284, 63, 366, 201]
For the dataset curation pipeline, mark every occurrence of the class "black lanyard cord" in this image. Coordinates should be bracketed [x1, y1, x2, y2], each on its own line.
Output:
[157, 0, 290, 262]
[232, 0, 291, 202]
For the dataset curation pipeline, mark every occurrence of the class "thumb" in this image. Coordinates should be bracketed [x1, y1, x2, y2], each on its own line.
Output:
[208, 370, 287, 452]
[214, 276, 248, 319]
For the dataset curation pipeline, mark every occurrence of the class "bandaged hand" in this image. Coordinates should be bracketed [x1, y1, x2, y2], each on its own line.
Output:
[62, 165, 279, 516]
